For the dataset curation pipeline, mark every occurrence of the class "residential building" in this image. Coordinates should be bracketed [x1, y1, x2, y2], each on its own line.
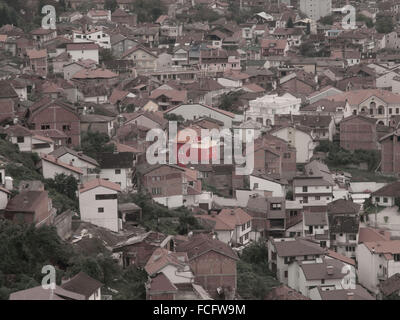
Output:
[26, 49, 47, 77]
[39, 154, 83, 180]
[79, 178, 121, 232]
[340, 115, 380, 151]
[380, 128, 400, 174]
[371, 182, 400, 207]
[97, 152, 134, 191]
[300, 0, 331, 22]
[66, 43, 99, 64]
[61, 272, 103, 300]
[293, 176, 334, 205]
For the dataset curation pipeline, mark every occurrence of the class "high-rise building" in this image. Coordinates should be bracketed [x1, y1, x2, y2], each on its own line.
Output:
[300, 0, 332, 22]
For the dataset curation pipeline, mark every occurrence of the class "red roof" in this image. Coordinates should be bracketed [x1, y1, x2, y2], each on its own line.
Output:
[41, 153, 83, 175]
[79, 178, 121, 193]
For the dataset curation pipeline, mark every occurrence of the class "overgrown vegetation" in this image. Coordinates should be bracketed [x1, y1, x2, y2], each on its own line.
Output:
[218, 91, 244, 114]
[119, 192, 203, 235]
[237, 240, 278, 300]
[376, 13, 394, 34]
[132, 0, 166, 23]
[78, 131, 115, 160]
[0, 220, 147, 300]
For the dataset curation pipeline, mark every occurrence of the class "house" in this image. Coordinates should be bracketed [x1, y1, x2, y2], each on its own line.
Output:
[288, 257, 353, 299]
[27, 98, 81, 146]
[380, 273, 400, 299]
[164, 103, 236, 127]
[293, 176, 334, 205]
[63, 59, 97, 80]
[330, 89, 400, 126]
[80, 114, 114, 136]
[79, 178, 121, 232]
[30, 28, 57, 44]
[265, 285, 309, 300]
[268, 237, 326, 285]
[176, 234, 239, 299]
[26, 49, 47, 77]
[302, 208, 330, 248]
[4, 190, 56, 227]
[301, 98, 348, 124]
[260, 39, 289, 57]
[123, 111, 168, 131]
[72, 27, 111, 49]
[66, 43, 99, 64]
[327, 199, 361, 259]
[141, 164, 186, 208]
[379, 128, 400, 174]
[49, 146, 99, 177]
[270, 125, 316, 163]
[9, 285, 85, 300]
[5, 125, 55, 154]
[96, 152, 134, 191]
[87, 10, 111, 22]
[195, 208, 252, 246]
[356, 240, 400, 294]
[111, 34, 139, 58]
[246, 94, 301, 126]
[61, 272, 103, 300]
[249, 173, 286, 197]
[340, 115, 380, 151]
[279, 71, 318, 97]
[111, 8, 137, 26]
[121, 46, 158, 73]
[371, 182, 400, 207]
[39, 154, 83, 180]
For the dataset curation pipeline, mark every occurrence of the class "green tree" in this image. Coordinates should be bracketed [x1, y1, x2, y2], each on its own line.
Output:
[99, 49, 115, 63]
[132, 0, 166, 23]
[79, 131, 115, 159]
[44, 173, 78, 201]
[376, 14, 394, 34]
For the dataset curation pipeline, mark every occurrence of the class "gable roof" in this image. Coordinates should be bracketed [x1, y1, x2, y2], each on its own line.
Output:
[330, 89, 400, 105]
[5, 124, 32, 137]
[6, 191, 48, 213]
[165, 103, 235, 119]
[61, 272, 103, 299]
[372, 181, 400, 197]
[121, 45, 158, 59]
[9, 285, 85, 300]
[317, 285, 374, 300]
[40, 154, 83, 175]
[380, 273, 400, 296]
[327, 199, 361, 215]
[272, 238, 326, 257]
[50, 146, 99, 166]
[96, 152, 133, 169]
[79, 178, 121, 193]
[145, 247, 188, 276]
[147, 272, 178, 294]
[176, 234, 239, 261]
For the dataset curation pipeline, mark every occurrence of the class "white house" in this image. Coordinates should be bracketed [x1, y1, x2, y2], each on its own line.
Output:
[268, 238, 326, 285]
[0, 186, 11, 210]
[87, 10, 111, 22]
[371, 182, 400, 208]
[39, 154, 83, 180]
[66, 43, 99, 64]
[6, 125, 55, 154]
[293, 177, 334, 205]
[302, 210, 330, 248]
[97, 152, 134, 191]
[270, 125, 316, 163]
[288, 257, 353, 299]
[72, 27, 111, 49]
[246, 94, 301, 126]
[195, 208, 252, 246]
[79, 178, 121, 232]
[249, 173, 286, 197]
[356, 240, 400, 294]
[49, 146, 99, 178]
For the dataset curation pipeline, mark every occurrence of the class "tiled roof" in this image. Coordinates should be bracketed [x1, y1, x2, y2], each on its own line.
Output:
[358, 227, 391, 244]
[380, 273, 400, 296]
[50, 146, 99, 166]
[9, 285, 85, 300]
[147, 273, 178, 294]
[300, 258, 345, 281]
[364, 240, 400, 256]
[6, 191, 48, 213]
[372, 181, 400, 197]
[272, 238, 326, 257]
[318, 285, 375, 300]
[330, 89, 400, 105]
[72, 68, 117, 79]
[26, 49, 47, 59]
[61, 272, 103, 299]
[79, 178, 121, 193]
[145, 247, 188, 276]
[5, 124, 32, 137]
[67, 43, 99, 51]
[327, 199, 361, 215]
[41, 154, 83, 175]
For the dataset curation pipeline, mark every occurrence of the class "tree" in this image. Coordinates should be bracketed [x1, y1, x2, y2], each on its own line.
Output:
[395, 197, 400, 212]
[376, 14, 394, 34]
[45, 173, 78, 201]
[132, 0, 166, 23]
[99, 49, 115, 63]
[286, 17, 294, 28]
[104, 0, 117, 12]
[79, 131, 115, 159]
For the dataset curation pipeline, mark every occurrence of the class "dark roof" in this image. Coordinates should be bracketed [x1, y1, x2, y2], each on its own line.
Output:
[327, 199, 361, 216]
[50, 146, 99, 166]
[6, 191, 48, 213]
[304, 212, 328, 226]
[380, 273, 400, 296]
[5, 124, 32, 137]
[96, 152, 133, 169]
[147, 272, 177, 294]
[272, 238, 326, 257]
[372, 182, 400, 197]
[0, 80, 18, 99]
[61, 272, 103, 299]
[318, 285, 375, 300]
[329, 215, 359, 234]
[300, 258, 345, 280]
[176, 234, 239, 261]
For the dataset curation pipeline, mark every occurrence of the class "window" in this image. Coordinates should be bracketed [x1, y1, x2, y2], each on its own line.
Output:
[270, 203, 281, 210]
[151, 187, 161, 195]
[303, 186, 308, 192]
[96, 194, 117, 200]
[349, 234, 357, 241]
[115, 169, 121, 174]
[17, 136, 24, 143]
[375, 197, 380, 202]
[315, 196, 320, 200]
[394, 254, 400, 262]
[254, 183, 259, 189]
[244, 233, 249, 240]
[41, 124, 50, 130]
[242, 224, 246, 231]
[98, 207, 104, 213]
[284, 271, 288, 278]
[247, 221, 251, 228]
[321, 279, 325, 284]
[383, 197, 388, 203]
[62, 125, 71, 131]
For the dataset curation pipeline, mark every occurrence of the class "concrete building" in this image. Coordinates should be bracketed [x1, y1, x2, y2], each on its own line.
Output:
[300, 0, 332, 22]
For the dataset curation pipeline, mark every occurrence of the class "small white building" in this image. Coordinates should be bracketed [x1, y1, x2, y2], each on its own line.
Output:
[72, 27, 111, 49]
[39, 154, 83, 180]
[5, 125, 54, 154]
[249, 173, 286, 197]
[246, 94, 301, 126]
[79, 178, 121, 232]
[67, 43, 99, 64]
[371, 182, 400, 208]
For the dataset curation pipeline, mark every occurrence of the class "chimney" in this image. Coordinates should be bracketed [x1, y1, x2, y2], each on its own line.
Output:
[347, 292, 354, 300]
[326, 265, 334, 275]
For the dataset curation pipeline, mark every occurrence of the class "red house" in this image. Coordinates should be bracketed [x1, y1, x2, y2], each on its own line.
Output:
[27, 97, 81, 146]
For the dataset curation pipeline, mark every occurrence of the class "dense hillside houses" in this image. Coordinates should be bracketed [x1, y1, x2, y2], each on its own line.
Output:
[1, 0, 400, 303]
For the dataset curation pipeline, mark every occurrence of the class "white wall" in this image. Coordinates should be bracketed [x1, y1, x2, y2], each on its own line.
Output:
[0, 191, 8, 210]
[79, 185, 119, 232]
[57, 153, 97, 176]
[68, 49, 99, 64]
[11, 136, 32, 152]
[42, 160, 82, 180]
[250, 175, 285, 197]
[99, 168, 131, 191]
[153, 194, 184, 208]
